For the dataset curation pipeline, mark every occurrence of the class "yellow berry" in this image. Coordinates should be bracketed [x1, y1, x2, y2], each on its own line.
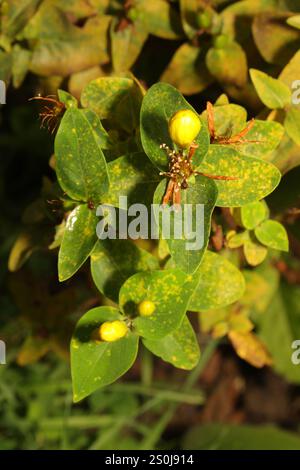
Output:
[99, 320, 128, 342]
[138, 300, 156, 317]
[168, 109, 201, 148]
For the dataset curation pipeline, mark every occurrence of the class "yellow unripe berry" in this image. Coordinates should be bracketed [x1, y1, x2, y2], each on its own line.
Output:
[168, 109, 201, 148]
[99, 320, 128, 342]
[138, 300, 156, 317]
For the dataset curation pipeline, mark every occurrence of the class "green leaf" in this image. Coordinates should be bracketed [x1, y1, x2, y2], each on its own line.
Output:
[143, 316, 200, 370]
[58, 205, 98, 282]
[236, 120, 285, 159]
[244, 239, 268, 266]
[81, 76, 143, 133]
[255, 220, 289, 251]
[57, 89, 78, 108]
[119, 270, 198, 339]
[250, 69, 291, 109]
[110, 18, 148, 73]
[206, 41, 248, 88]
[54, 107, 109, 204]
[160, 44, 212, 96]
[71, 306, 139, 402]
[198, 146, 281, 207]
[188, 251, 245, 311]
[103, 152, 160, 208]
[183, 423, 300, 450]
[284, 107, 300, 146]
[91, 239, 159, 303]
[136, 0, 183, 39]
[254, 283, 300, 384]
[241, 200, 269, 230]
[153, 175, 218, 274]
[140, 83, 210, 171]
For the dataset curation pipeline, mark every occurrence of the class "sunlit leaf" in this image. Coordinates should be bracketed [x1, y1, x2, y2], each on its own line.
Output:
[58, 205, 98, 281]
[198, 146, 281, 207]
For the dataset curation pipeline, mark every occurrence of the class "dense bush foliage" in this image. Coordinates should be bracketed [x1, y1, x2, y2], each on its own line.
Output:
[2, 0, 300, 450]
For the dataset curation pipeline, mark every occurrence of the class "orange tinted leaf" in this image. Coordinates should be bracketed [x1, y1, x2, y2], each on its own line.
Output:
[229, 331, 272, 368]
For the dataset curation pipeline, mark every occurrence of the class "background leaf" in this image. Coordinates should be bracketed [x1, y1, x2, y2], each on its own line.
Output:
[29, 13, 111, 76]
[206, 41, 248, 88]
[183, 423, 300, 450]
[110, 18, 148, 73]
[250, 69, 291, 109]
[252, 12, 300, 66]
[160, 44, 213, 96]
[284, 107, 300, 146]
[136, 0, 183, 39]
[254, 283, 300, 384]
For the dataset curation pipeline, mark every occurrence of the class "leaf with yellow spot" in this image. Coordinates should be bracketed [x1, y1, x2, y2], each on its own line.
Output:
[81, 76, 143, 133]
[143, 316, 200, 370]
[55, 107, 109, 204]
[119, 270, 198, 339]
[197, 146, 281, 207]
[243, 238, 268, 266]
[103, 152, 160, 208]
[71, 306, 138, 402]
[91, 239, 159, 303]
[188, 251, 246, 311]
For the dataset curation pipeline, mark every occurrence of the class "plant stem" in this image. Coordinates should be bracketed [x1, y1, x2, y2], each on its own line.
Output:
[139, 338, 219, 450]
[140, 346, 153, 387]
